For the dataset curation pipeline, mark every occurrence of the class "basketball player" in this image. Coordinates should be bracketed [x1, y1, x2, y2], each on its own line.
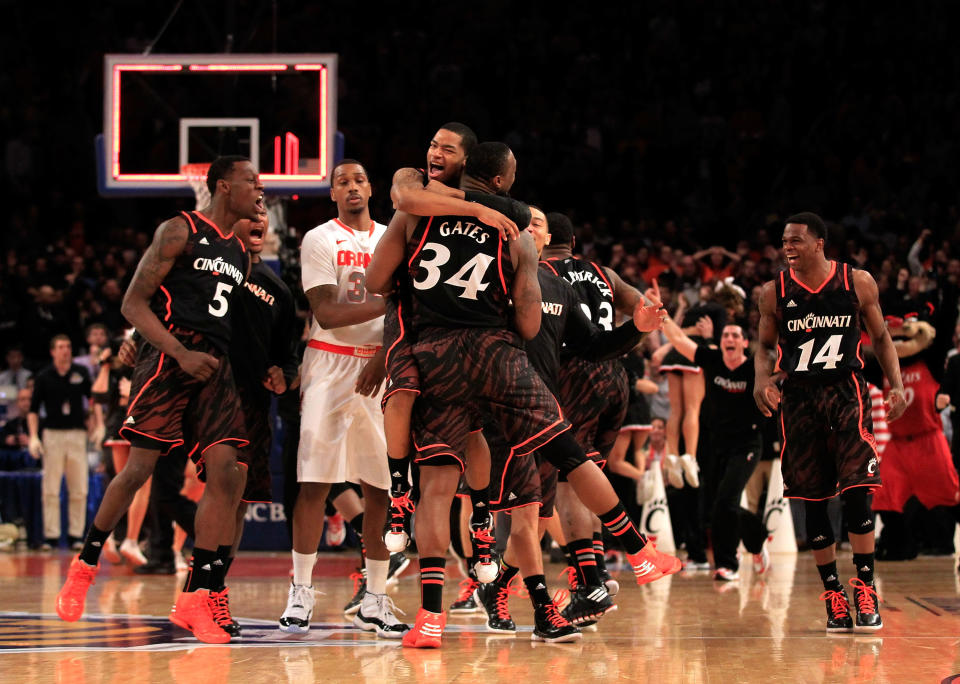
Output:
[541, 212, 646, 606]
[660, 312, 762, 581]
[279, 159, 408, 639]
[754, 212, 906, 633]
[56, 156, 262, 644]
[479, 207, 666, 636]
[367, 142, 680, 648]
[209, 208, 298, 637]
[383, 123, 517, 586]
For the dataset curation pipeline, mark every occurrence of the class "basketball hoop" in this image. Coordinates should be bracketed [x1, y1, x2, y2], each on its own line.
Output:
[181, 162, 211, 211]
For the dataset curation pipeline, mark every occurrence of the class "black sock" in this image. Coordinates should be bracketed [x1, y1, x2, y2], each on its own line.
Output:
[388, 455, 411, 498]
[524, 574, 552, 609]
[184, 548, 218, 592]
[816, 561, 843, 592]
[593, 533, 607, 573]
[598, 503, 647, 554]
[349, 513, 364, 536]
[570, 538, 602, 587]
[419, 557, 446, 613]
[223, 556, 234, 578]
[853, 553, 875, 585]
[79, 525, 111, 566]
[210, 545, 231, 590]
[469, 487, 490, 527]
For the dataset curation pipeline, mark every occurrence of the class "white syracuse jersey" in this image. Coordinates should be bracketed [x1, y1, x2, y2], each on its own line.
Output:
[300, 218, 387, 346]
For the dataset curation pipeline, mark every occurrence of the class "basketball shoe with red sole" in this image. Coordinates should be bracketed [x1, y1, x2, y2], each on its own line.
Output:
[402, 608, 446, 648]
[170, 589, 231, 644]
[56, 556, 98, 622]
[626, 542, 682, 585]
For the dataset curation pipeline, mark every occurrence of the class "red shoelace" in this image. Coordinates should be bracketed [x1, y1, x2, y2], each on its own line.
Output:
[818, 589, 850, 619]
[849, 578, 880, 613]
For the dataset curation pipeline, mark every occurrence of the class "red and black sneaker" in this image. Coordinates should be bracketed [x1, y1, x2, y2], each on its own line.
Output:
[470, 514, 499, 584]
[209, 587, 242, 639]
[449, 574, 481, 614]
[384, 492, 415, 553]
[532, 601, 581, 643]
[849, 578, 882, 631]
[819, 587, 853, 633]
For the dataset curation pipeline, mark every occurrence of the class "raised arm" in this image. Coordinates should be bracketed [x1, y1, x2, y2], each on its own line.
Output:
[854, 269, 906, 421]
[391, 167, 465, 209]
[366, 210, 414, 295]
[660, 316, 699, 363]
[603, 266, 645, 316]
[509, 231, 542, 340]
[753, 280, 781, 417]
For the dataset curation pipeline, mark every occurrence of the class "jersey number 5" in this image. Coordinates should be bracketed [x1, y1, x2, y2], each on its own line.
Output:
[413, 242, 495, 300]
[794, 334, 843, 372]
[209, 282, 233, 318]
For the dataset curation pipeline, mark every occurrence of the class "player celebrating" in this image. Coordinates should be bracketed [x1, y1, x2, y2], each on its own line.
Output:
[754, 212, 906, 633]
[56, 156, 263, 644]
[279, 159, 408, 639]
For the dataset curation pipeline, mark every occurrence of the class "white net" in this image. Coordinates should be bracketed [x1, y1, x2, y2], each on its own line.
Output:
[181, 163, 211, 211]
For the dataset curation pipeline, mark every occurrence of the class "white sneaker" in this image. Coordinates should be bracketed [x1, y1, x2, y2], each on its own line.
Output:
[325, 514, 346, 547]
[680, 454, 700, 488]
[175, 553, 189, 573]
[119, 538, 147, 566]
[279, 583, 316, 634]
[664, 455, 684, 489]
[353, 592, 410, 639]
[103, 536, 122, 564]
[682, 559, 710, 571]
[752, 546, 771, 575]
[714, 567, 739, 581]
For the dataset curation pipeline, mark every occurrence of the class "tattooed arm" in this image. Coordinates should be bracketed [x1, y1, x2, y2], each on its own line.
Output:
[121, 217, 219, 381]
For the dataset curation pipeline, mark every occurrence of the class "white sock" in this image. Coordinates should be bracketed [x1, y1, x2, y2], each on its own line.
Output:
[365, 558, 389, 595]
[292, 551, 316, 587]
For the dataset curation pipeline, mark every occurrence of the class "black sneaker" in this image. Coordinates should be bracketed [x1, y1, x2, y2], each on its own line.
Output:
[449, 574, 481, 614]
[134, 559, 177, 575]
[819, 587, 854, 632]
[343, 569, 366, 616]
[475, 578, 516, 632]
[561, 585, 617, 625]
[532, 602, 581, 643]
[850, 578, 882, 631]
[387, 552, 410, 586]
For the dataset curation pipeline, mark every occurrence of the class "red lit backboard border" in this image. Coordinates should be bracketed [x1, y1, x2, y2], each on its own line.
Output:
[100, 53, 337, 196]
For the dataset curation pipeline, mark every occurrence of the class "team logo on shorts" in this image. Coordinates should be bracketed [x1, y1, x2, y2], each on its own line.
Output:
[867, 457, 878, 475]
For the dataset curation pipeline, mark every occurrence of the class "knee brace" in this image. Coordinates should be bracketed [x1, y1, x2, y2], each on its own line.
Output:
[804, 499, 835, 551]
[539, 432, 588, 479]
[841, 487, 875, 535]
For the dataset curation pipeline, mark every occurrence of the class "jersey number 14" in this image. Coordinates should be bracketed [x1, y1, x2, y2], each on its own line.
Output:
[794, 334, 843, 371]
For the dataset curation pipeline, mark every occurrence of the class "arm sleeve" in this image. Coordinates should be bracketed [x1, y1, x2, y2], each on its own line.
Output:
[29, 373, 44, 413]
[300, 230, 338, 291]
[562, 284, 642, 362]
[272, 283, 301, 384]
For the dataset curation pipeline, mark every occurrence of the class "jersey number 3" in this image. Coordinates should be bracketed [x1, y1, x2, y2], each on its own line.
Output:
[413, 242, 494, 300]
[209, 282, 233, 318]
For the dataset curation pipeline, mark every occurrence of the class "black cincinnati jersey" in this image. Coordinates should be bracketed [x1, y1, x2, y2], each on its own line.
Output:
[529, 265, 641, 396]
[230, 260, 298, 387]
[775, 261, 863, 379]
[407, 194, 530, 329]
[541, 257, 615, 333]
[150, 211, 248, 353]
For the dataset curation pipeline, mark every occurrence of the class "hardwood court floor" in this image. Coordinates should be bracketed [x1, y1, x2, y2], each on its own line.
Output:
[2, 550, 959, 683]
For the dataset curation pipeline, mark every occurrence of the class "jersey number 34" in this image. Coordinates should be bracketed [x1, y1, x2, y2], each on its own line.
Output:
[413, 242, 495, 300]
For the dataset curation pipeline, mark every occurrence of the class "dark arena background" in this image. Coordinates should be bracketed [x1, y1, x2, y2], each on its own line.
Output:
[2, 2, 960, 682]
